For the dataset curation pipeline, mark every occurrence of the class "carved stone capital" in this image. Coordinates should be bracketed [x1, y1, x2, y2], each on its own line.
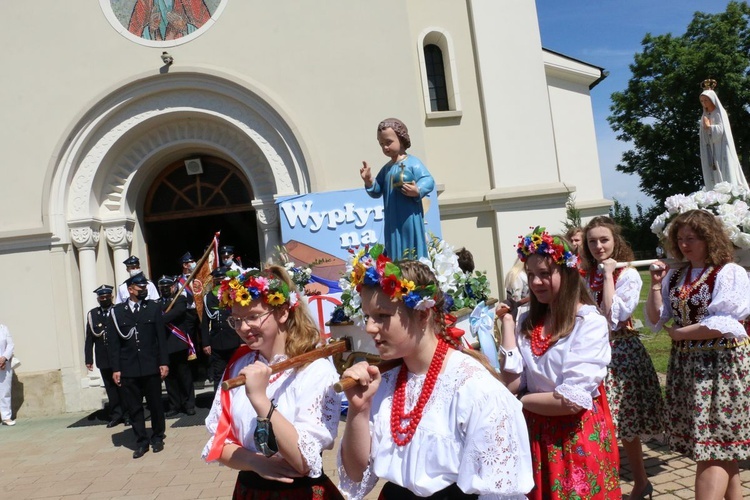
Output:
[70, 226, 100, 249]
[102, 220, 134, 250]
[256, 205, 279, 228]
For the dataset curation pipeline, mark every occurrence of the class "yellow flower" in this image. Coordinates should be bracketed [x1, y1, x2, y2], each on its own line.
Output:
[236, 289, 252, 307]
[392, 279, 415, 300]
[229, 280, 240, 289]
[266, 292, 285, 306]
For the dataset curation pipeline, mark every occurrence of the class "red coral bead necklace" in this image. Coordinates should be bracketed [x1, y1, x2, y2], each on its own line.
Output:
[390, 339, 450, 446]
[530, 318, 552, 357]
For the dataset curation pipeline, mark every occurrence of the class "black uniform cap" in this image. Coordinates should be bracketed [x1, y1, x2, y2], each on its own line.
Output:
[180, 252, 194, 263]
[219, 245, 235, 255]
[93, 284, 114, 296]
[157, 275, 175, 286]
[125, 272, 148, 287]
[210, 266, 229, 278]
[123, 255, 140, 266]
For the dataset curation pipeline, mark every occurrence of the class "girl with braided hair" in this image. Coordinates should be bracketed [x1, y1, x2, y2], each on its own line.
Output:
[499, 227, 620, 499]
[338, 248, 532, 499]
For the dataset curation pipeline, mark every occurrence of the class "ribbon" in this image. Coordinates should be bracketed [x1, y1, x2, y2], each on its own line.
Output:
[166, 322, 197, 360]
[205, 344, 251, 462]
[469, 302, 500, 370]
[443, 313, 465, 347]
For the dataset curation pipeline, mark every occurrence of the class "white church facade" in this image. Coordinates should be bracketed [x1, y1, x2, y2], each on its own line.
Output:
[0, 0, 609, 416]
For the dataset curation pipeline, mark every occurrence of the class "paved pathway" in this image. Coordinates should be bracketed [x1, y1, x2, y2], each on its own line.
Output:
[2, 410, 750, 499]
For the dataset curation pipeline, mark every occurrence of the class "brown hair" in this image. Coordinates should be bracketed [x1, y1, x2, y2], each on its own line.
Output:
[377, 118, 411, 150]
[364, 260, 501, 380]
[666, 210, 734, 266]
[456, 247, 475, 274]
[581, 216, 635, 272]
[231, 265, 320, 359]
[521, 250, 596, 343]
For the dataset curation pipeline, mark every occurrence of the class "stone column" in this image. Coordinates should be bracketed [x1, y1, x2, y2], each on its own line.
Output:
[102, 219, 134, 286]
[254, 200, 281, 263]
[69, 220, 101, 316]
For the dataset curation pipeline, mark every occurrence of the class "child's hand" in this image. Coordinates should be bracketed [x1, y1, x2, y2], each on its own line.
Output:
[360, 161, 372, 186]
[401, 181, 419, 197]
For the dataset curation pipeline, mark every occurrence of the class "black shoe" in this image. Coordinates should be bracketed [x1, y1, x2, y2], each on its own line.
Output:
[124, 418, 131, 426]
[165, 410, 180, 418]
[185, 408, 196, 416]
[133, 446, 149, 459]
[152, 442, 164, 453]
[106, 417, 123, 428]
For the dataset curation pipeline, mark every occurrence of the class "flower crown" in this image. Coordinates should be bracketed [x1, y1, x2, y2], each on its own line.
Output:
[517, 226, 578, 268]
[346, 244, 438, 311]
[216, 268, 300, 310]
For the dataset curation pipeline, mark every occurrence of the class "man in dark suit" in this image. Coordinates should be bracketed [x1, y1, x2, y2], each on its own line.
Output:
[158, 275, 196, 417]
[84, 285, 129, 428]
[200, 267, 241, 391]
[106, 273, 169, 459]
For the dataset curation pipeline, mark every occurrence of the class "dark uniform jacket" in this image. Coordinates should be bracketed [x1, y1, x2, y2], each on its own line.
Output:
[160, 295, 195, 354]
[106, 300, 168, 377]
[84, 306, 113, 370]
[201, 293, 241, 351]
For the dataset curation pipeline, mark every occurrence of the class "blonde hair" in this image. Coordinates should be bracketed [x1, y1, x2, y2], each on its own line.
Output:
[504, 258, 525, 298]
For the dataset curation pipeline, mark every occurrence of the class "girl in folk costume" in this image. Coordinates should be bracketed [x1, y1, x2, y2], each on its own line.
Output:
[499, 227, 621, 500]
[202, 266, 343, 500]
[581, 216, 664, 500]
[646, 210, 750, 499]
[339, 247, 533, 500]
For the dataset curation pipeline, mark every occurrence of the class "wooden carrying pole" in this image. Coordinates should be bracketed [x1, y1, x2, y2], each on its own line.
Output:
[333, 358, 403, 393]
[165, 236, 217, 313]
[221, 339, 351, 391]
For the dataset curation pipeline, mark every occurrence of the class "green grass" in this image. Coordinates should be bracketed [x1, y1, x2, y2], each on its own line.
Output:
[635, 270, 670, 374]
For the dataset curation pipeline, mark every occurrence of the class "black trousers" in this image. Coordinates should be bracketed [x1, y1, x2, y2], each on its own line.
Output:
[210, 347, 237, 392]
[121, 374, 165, 447]
[379, 482, 478, 499]
[165, 351, 195, 411]
[100, 367, 126, 420]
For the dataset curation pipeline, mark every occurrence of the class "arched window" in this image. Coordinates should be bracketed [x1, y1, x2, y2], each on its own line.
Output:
[417, 29, 462, 119]
[424, 44, 449, 112]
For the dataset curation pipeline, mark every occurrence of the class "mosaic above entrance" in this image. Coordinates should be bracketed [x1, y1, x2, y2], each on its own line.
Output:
[101, 0, 226, 47]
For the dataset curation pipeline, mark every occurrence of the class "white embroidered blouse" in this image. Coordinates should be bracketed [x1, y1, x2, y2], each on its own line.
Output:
[645, 263, 750, 338]
[201, 352, 341, 478]
[593, 267, 642, 331]
[337, 350, 533, 500]
[505, 305, 611, 410]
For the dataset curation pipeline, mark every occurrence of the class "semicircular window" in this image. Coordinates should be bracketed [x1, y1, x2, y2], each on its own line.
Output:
[145, 156, 254, 222]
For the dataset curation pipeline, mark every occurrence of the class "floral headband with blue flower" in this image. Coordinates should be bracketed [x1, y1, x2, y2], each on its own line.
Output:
[216, 268, 300, 310]
[346, 244, 438, 311]
[517, 226, 578, 268]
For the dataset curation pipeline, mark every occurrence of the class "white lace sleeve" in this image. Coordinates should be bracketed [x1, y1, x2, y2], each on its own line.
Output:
[702, 264, 750, 338]
[554, 312, 611, 410]
[293, 359, 341, 477]
[337, 442, 378, 500]
[458, 386, 534, 498]
[201, 383, 225, 461]
[645, 270, 675, 332]
[609, 268, 642, 329]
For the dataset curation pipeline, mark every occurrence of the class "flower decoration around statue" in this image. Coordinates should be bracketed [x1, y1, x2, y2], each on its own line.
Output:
[332, 237, 492, 326]
[650, 182, 750, 249]
[516, 226, 578, 268]
[215, 268, 300, 310]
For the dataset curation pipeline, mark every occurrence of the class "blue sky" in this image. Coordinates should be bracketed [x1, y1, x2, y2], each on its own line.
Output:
[536, 0, 734, 209]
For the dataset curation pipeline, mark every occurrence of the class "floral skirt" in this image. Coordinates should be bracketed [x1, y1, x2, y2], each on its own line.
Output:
[233, 471, 344, 500]
[605, 330, 665, 441]
[666, 338, 750, 461]
[525, 392, 620, 500]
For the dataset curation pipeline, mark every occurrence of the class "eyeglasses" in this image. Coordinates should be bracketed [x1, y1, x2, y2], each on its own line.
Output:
[227, 311, 273, 329]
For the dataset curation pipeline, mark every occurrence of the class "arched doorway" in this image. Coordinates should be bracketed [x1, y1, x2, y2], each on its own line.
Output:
[143, 156, 260, 278]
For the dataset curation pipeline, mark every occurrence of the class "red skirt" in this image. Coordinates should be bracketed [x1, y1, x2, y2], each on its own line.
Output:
[525, 391, 621, 500]
[233, 471, 344, 500]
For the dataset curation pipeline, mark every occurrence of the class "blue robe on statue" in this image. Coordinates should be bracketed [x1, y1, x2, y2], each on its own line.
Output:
[366, 155, 435, 260]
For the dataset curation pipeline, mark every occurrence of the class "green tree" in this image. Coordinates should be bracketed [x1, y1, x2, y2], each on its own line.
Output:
[609, 1, 750, 204]
[609, 200, 660, 257]
[561, 194, 582, 232]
